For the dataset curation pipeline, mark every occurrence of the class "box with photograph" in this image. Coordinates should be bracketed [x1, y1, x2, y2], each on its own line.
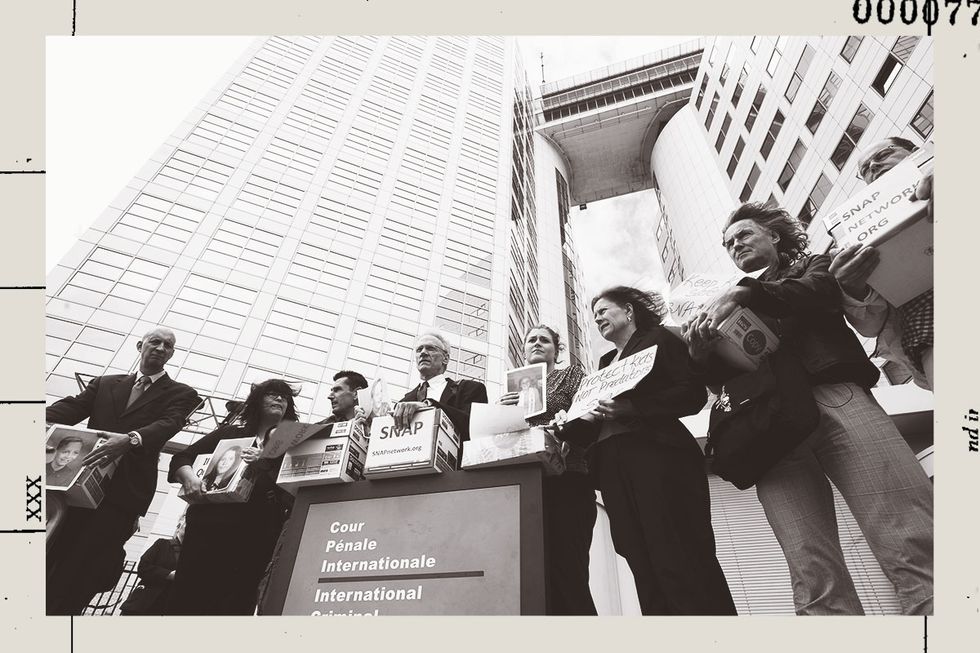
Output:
[365, 407, 459, 479]
[664, 272, 779, 372]
[505, 363, 547, 419]
[462, 427, 566, 475]
[277, 420, 369, 492]
[823, 143, 934, 306]
[179, 437, 256, 504]
[45, 424, 120, 509]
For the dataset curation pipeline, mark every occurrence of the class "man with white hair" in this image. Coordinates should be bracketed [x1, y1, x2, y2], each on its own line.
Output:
[46, 326, 200, 614]
[829, 136, 934, 390]
[391, 330, 488, 442]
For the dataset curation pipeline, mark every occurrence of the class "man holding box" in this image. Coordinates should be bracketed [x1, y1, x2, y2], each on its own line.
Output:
[829, 136, 934, 390]
[392, 330, 488, 442]
[45, 327, 200, 615]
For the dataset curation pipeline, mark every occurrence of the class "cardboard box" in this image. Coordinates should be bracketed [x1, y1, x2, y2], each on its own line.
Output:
[179, 437, 255, 504]
[461, 427, 566, 476]
[45, 425, 119, 509]
[277, 420, 368, 492]
[365, 408, 459, 479]
[715, 306, 780, 372]
[261, 421, 333, 459]
[823, 144, 934, 306]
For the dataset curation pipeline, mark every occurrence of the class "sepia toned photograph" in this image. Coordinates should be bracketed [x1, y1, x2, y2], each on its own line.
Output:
[44, 34, 933, 617]
[44, 426, 107, 490]
[199, 440, 247, 492]
[505, 363, 547, 419]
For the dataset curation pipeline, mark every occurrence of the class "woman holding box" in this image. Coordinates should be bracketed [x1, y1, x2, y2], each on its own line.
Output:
[166, 378, 298, 615]
[558, 293, 735, 616]
[684, 202, 933, 615]
[497, 324, 596, 615]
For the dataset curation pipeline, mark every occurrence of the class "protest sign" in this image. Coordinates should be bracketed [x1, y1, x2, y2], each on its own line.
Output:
[565, 347, 658, 423]
[365, 408, 459, 478]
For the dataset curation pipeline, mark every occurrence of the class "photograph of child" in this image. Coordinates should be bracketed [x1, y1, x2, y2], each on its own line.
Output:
[505, 363, 547, 419]
[44, 428, 106, 490]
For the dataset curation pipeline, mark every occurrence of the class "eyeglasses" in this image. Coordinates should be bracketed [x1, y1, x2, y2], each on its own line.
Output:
[264, 392, 288, 401]
[856, 145, 904, 180]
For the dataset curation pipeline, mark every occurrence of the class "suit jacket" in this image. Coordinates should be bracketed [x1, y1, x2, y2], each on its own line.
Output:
[46, 372, 200, 516]
[120, 537, 180, 615]
[400, 378, 488, 442]
[562, 326, 707, 452]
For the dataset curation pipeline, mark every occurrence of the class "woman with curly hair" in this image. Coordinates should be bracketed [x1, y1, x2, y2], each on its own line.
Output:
[166, 378, 299, 615]
[685, 202, 933, 615]
[560, 288, 736, 615]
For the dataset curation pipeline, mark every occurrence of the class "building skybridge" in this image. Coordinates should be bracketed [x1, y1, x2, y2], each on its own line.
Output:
[535, 39, 705, 205]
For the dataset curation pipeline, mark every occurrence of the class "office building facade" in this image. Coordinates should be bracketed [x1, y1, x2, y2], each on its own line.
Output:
[46, 35, 594, 564]
[47, 35, 933, 615]
[538, 35, 933, 615]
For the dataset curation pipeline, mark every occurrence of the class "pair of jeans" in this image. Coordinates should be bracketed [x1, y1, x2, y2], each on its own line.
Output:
[756, 382, 933, 615]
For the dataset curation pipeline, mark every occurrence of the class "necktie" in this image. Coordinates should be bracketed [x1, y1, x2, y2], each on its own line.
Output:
[419, 381, 429, 401]
[127, 375, 151, 409]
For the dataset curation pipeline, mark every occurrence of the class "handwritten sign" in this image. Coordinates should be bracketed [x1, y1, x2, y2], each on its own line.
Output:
[663, 269, 766, 328]
[565, 347, 658, 422]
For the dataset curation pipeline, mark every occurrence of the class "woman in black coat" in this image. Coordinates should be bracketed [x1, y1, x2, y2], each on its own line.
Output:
[165, 378, 298, 615]
[562, 286, 736, 615]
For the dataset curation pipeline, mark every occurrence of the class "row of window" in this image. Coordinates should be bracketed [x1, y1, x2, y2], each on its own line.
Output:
[701, 36, 931, 223]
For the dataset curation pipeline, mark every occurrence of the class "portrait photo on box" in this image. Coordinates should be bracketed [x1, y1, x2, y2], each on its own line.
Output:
[505, 362, 547, 419]
[45, 427, 108, 490]
[200, 441, 247, 492]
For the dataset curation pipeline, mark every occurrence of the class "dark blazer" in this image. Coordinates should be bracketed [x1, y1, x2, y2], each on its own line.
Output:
[120, 537, 179, 615]
[401, 378, 488, 442]
[562, 326, 707, 452]
[46, 372, 201, 516]
[735, 254, 880, 388]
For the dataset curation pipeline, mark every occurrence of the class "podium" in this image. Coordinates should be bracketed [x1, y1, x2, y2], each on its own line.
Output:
[263, 465, 545, 615]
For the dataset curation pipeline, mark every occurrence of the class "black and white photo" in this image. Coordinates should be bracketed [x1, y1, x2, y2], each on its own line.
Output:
[505, 363, 547, 420]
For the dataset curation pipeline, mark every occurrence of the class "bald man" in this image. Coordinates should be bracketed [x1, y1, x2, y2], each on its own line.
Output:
[46, 327, 200, 614]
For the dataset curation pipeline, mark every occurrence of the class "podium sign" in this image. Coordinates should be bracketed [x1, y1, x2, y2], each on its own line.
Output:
[282, 487, 519, 615]
[264, 467, 545, 615]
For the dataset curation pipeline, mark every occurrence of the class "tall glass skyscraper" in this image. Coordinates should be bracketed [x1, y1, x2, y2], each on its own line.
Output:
[47, 35, 934, 615]
[45, 35, 594, 559]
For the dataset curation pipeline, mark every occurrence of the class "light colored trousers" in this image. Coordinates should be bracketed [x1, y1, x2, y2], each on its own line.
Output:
[756, 382, 933, 615]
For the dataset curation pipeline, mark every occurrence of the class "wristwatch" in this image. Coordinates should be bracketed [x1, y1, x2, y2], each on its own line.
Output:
[128, 432, 142, 448]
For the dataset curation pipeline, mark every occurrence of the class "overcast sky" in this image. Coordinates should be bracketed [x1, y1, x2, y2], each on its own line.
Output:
[47, 35, 694, 360]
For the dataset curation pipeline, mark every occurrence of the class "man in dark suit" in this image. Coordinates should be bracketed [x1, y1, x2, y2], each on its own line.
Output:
[46, 326, 200, 615]
[391, 330, 487, 442]
[120, 515, 185, 615]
